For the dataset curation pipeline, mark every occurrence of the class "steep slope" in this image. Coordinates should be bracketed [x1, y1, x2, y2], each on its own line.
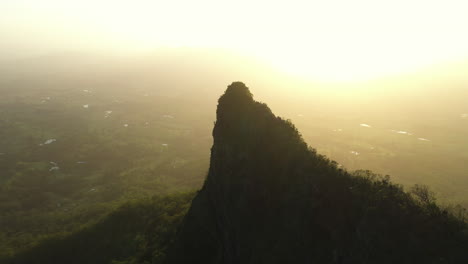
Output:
[167, 82, 468, 263]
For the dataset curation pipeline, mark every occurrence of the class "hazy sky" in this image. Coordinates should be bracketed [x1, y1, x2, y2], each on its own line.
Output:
[1, 0, 468, 81]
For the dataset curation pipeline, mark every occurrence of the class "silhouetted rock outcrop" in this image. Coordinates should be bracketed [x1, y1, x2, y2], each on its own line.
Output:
[167, 82, 468, 264]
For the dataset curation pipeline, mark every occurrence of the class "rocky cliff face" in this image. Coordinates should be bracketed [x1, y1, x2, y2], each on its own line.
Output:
[166, 82, 468, 264]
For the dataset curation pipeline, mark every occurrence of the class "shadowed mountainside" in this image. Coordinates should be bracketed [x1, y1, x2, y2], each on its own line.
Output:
[167, 82, 468, 264]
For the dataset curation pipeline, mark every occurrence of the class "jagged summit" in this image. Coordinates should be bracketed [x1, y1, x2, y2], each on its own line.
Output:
[214, 82, 260, 138]
[166, 83, 468, 264]
[217, 82, 254, 116]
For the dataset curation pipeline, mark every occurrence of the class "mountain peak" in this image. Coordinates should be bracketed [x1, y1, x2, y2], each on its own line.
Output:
[167, 83, 468, 264]
[216, 82, 255, 121]
[222, 81, 253, 100]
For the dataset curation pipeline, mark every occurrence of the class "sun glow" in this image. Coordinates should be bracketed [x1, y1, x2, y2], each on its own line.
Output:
[2, 0, 468, 81]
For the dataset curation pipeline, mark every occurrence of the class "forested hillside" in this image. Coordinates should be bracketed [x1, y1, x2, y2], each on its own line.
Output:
[2, 192, 194, 264]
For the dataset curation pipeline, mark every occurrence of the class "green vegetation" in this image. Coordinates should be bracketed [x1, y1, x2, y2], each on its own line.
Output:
[2, 192, 194, 264]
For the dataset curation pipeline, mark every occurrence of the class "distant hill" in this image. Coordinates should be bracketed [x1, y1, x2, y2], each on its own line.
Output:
[167, 82, 468, 263]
